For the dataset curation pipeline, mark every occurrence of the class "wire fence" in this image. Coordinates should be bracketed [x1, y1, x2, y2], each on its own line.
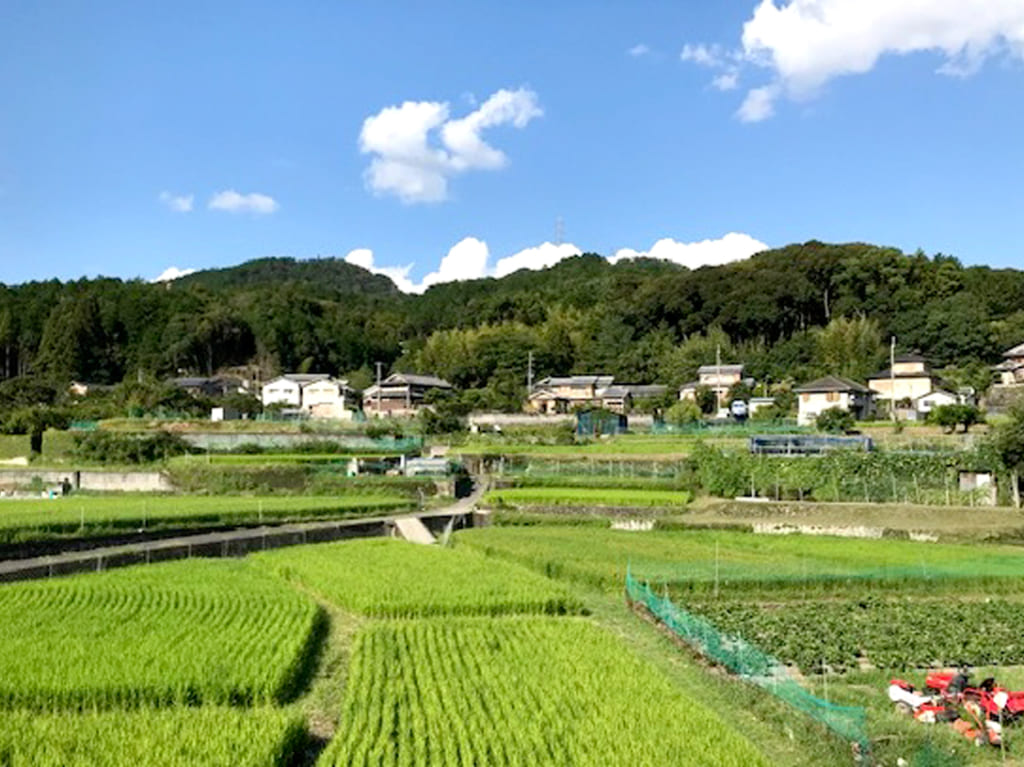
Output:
[625, 568, 871, 759]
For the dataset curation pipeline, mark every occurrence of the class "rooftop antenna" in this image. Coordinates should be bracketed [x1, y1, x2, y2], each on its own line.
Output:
[554, 216, 564, 246]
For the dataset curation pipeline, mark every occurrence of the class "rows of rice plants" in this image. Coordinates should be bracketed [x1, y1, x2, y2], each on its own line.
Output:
[320, 617, 770, 767]
[0, 707, 304, 766]
[0, 493, 410, 543]
[255, 538, 581, 617]
[0, 559, 320, 708]
[483, 486, 691, 509]
[456, 525, 1024, 590]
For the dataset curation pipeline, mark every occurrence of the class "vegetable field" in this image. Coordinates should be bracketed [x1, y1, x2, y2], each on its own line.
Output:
[0, 559, 320, 708]
[483, 486, 691, 509]
[255, 538, 580, 617]
[0, 707, 304, 766]
[320, 617, 769, 767]
[0, 493, 410, 543]
[689, 596, 1024, 672]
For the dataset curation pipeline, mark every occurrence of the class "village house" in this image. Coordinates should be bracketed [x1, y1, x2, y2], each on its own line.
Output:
[867, 354, 952, 419]
[995, 342, 1024, 386]
[362, 373, 452, 417]
[525, 377, 666, 414]
[679, 364, 753, 402]
[168, 375, 248, 398]
[261, 374, 357, 419]
[794, 375, 874, 426]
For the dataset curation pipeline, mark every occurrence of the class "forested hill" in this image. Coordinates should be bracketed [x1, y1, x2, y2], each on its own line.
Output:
[1, 241, 1023, 408]
[175, 256, 398, 297]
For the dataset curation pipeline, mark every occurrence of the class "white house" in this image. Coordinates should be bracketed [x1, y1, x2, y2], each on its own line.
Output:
[794, 375, 874, 426]
[914, 389, 959, 416]
[261, 374, 356, 419]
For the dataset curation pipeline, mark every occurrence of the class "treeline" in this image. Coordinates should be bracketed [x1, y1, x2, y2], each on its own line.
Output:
[2, 242, 1024, 411]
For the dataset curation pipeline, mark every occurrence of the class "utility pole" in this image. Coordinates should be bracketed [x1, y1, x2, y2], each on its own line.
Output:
[527, 351, 534, 396]
[716, 344, 723, 414]
[890, 336, 897, 423]
[375, 361, 383, 417]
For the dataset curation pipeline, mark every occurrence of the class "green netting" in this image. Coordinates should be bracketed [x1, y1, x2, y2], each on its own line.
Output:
[625, 569, 870, 754]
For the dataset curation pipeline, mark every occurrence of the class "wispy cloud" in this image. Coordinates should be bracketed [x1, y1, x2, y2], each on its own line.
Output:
[628, 43, 651, 58]
[358, 87, 542, 204]
[208, 189, 279, 215]
[158, 191, 194, 213]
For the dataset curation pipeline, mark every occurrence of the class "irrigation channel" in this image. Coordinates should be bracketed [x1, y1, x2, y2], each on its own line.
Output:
[0, 481, 486, 583]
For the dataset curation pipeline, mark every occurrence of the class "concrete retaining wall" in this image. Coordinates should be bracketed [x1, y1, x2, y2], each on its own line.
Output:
[0, 470, 173, 493]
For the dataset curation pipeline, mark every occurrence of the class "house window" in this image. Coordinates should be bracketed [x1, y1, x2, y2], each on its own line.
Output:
[826, 392, 839, 403]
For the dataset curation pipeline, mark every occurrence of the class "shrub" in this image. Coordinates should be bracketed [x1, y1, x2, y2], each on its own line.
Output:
[815, 407, 854, 433]
[72, 430, 192, 464]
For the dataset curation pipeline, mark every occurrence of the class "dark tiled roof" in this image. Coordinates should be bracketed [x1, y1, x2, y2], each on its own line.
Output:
[794, 375, 871, 394]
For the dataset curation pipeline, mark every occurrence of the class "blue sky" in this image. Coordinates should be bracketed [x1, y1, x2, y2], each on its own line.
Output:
[2, 1, 1023, 289]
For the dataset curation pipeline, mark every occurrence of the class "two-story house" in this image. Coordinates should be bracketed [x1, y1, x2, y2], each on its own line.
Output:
[679, 364, 753, 407]
[363, 373, 453, 417]
[795, 375, 874, 426]
[867, 354, 955, 418]
[261, 374, 356, 419]
[525, 375, 615, 414]
[996, 342, 1024, 386]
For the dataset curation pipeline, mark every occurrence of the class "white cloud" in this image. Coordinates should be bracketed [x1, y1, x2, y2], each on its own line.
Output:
[158, 191, 193, 213]
[684, 1, 1024, 120]
[420, 237, 490, 290]
[208, 189, 279, 214]
[681, 43, 724, 67]
[628, 43, 651, 57]
[344, 248, 418, 293]
[494, 242, 582, 278]
[711, 72, 739, 91]
[345, 237, 489, 294]
[345, 233, 767, 294]
[151, 266, 196, 283]
[359, 87, 542, 204]
[612, 232, 768, 269]
[737, 85, 779, 122]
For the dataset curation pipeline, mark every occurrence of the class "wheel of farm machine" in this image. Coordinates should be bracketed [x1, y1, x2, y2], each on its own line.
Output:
[895, 702, 914, 716]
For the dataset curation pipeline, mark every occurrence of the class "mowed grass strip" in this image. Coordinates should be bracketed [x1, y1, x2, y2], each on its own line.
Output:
[255, 538, 581, 617]
[0, 494, 410, 543]
[0, 559, 321, 709]
[0, 707, 305, 767]
[320, 617, 770, 767]
[456, 526, 1024, 590]
[484, 486, 690, 509]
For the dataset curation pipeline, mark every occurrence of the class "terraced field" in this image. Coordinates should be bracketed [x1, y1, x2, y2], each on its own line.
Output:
[0, 559, 320, 708]
[255, 538, 581, 617]
[0, 494, 410, 543]
[320, 617, 770, 767]
[0, 707, 304, 766]
[457, 525, 1024, 590]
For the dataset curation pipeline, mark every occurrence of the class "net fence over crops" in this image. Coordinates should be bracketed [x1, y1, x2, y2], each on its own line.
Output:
[625, 569, 870, 756]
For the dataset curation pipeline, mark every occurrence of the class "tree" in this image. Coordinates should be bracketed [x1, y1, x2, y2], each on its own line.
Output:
[927, 404, 984, 434]
[816, 407, 854, 434]
[1, 406, 70, 455]
[665, 400, 702, 426]
[992, 403, 1024, 508]
[814, 316, 883, 382]
[694, 385, 718, 415]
